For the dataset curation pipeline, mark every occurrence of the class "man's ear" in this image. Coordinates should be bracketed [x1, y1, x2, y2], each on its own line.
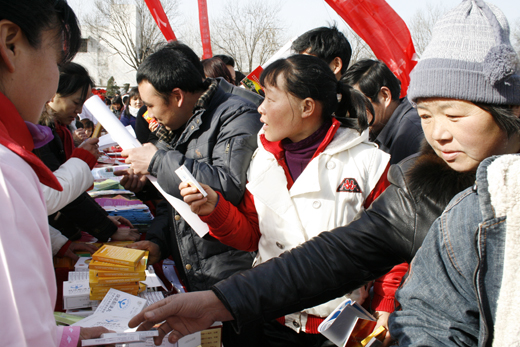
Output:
[329, 57, 343, 78]
[171, 88, 185, 108]
[379, 86, 393, 107]
[0, 20, 24, 73]
[301, 97, 316, 119]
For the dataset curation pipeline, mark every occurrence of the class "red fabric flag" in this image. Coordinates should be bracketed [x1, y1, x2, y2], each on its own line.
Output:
[144, 0, 176, 41]
[198, 0, 213, 59]
[325, 0, 417, 97]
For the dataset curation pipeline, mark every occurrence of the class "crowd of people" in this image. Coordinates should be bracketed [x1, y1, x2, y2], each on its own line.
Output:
[1, 0, 519, 346]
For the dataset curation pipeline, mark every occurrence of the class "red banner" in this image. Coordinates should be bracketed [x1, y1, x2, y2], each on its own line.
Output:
[144, 0, 176, 42]
[198, 0, 213, 59]
[325, 0, 416, 97]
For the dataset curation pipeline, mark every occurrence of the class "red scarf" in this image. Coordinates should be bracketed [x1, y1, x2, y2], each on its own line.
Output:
[54, 121, 75, 160]
[0, 92, 62, 190]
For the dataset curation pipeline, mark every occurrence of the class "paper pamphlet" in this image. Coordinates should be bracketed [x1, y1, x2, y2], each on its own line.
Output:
[91, 164, 131, 180]
[98, 124, 136, 150]
[94, 288, 147, 317]
[84, 95, 209, 238]
[318, 299, 376, 347]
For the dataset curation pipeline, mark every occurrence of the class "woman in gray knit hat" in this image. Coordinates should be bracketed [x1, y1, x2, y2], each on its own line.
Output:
[127, 1, 519, 346]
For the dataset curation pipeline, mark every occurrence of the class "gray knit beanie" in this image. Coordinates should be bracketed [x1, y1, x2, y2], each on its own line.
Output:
[408, 0, 520, 105]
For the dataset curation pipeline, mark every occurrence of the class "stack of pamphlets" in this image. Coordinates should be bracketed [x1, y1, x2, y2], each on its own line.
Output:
[89, 245, 148, 300]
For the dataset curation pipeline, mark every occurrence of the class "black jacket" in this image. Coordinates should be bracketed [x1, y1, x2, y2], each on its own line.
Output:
[35, 125, 117, 241]
[146, 79, 263, 292]
[372, 97, 424, 165]
[212, 143, 476, 331]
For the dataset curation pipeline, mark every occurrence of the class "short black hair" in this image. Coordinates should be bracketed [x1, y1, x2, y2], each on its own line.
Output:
[152, 41, 205, 78]
[0, 0, 81, 65]
[214, 54, 235, 68]
[57, 62, 95, 102]
[342, 59, 401, 103]
[137, 42, 205, 104]
[291, 26, 351, 74]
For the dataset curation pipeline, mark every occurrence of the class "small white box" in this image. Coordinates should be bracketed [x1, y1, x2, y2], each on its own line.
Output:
[63, 281, 95, 310]
[74, 257, 92, 272]
[175, 165, 207, 197]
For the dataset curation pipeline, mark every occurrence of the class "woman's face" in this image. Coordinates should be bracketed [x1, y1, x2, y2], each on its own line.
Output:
[418, 98, 520, 172]
[0, 26, 62, 123]
[49, 88, 92, 125]
[258, 75, 311, 143]
[129, 95, 142, 109]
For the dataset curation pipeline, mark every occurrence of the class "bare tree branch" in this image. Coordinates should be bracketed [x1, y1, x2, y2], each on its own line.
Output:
[408, 3, 446, 56]
[210, 0, 285, 73]
[83, 0, 179, 72]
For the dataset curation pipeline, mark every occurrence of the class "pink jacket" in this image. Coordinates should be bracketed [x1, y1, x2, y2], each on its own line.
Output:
[0, 92, 80, 346]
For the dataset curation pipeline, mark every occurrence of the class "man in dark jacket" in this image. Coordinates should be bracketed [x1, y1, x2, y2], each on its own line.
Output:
[342, 59, 423, 164]
[120, 42, 263, 346]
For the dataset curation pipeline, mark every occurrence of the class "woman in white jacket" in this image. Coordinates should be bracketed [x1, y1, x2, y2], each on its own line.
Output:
[181, 54, 392, 346]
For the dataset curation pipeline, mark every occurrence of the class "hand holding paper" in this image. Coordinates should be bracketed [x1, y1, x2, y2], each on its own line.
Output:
[121, 143, 158, 175]
[84, 95, 209, 237]
[180, 181, 218, 216]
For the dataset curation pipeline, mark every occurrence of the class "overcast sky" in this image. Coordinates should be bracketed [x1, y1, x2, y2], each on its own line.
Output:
[68, 0, 519, 45]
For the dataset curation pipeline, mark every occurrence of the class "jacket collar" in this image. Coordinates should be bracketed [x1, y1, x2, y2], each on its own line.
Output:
[372, 97, 414, 144]
[0, 92, 62, 190]
[407, 141, 475, 207]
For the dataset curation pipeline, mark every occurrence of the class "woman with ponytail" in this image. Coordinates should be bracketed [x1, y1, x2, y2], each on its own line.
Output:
[180, 54, 392, 346]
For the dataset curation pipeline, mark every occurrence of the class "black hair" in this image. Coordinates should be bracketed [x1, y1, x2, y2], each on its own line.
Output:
[0, 0, 81, 65]
[291, 26, 352, 74]
[127, 86, 140, 105]
[214, 54, 235, 68]
[202, 57, 234, 84]
[80, 118, 94, 129]
[137, 42, 205, 104]
[474, 103, 520, 138]
[112, 96, 123, 106]
[343, 59, 401, 103]
[235, 70, 246, 86]
[56, 62, 95, 103]
[260, 54, 372, 133]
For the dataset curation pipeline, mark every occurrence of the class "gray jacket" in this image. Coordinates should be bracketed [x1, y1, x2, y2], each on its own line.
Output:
[146, 80, 262, 291]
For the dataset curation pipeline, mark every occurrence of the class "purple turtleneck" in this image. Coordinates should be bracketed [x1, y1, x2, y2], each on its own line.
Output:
[282, 119, 332, 181]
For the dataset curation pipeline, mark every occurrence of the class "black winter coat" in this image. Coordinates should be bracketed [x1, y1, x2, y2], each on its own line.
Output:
[212, 143, 476, 331]
[35, 125, 117, 241]
[145, 80, 263, 292]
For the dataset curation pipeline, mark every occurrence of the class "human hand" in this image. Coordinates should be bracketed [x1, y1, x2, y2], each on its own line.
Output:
[180, 182, 218, 216]
[110, 227, 141, 242]
[78, 326, 113, 346]
[114, 168, 148, 193]
[74, 128, 89, 142]
[121, 143, 158, 175]
[126, 241, 161, 265]
[108, 215, 134, 229]
[128, 291, 234, 345]
[149, 120, 159, 132]
[373, 311, 394, 346]
[78, 137, 101, 159]
[63, 242, 99, 262]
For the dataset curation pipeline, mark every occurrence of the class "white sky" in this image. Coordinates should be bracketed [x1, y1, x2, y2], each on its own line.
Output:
[69, 0, 519, 45]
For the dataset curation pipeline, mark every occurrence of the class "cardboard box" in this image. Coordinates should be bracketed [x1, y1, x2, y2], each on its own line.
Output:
[62, 281, 95, 310]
